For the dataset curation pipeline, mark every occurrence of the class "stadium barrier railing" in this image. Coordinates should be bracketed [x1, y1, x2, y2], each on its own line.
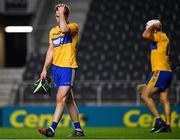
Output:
[18, 80, 180, 106]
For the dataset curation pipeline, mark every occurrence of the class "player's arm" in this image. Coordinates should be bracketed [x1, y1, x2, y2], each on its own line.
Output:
[58, 4, 70, 34]
[58, 4, 78, 35]
[40, 45, 53, 79]
[142, 25, 155, 41]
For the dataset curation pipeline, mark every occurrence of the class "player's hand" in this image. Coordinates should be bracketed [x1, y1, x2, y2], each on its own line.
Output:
[40, 69, 47, 80]
[58, 4, 66, 15]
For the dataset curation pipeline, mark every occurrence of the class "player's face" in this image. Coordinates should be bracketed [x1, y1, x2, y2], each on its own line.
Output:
[55, 10, 69, 23]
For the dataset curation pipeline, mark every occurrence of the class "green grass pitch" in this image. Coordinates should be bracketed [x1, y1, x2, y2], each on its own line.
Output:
[0, 127, 179, 139]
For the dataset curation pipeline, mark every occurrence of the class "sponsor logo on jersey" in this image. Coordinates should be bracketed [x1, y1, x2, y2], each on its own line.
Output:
[52, 34, 72, 47]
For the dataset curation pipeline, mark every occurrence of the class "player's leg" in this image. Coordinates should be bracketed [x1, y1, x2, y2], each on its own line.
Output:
[66, 90, 82, 130]
[141, 86, 165, 132]
[141, 71, 166, 132]
[38, 86, 70, 137]
[52, 86, 71, 123]
[159, 89, 172, 132]
[38, 66, 72, 137]
[157, 71, 172, 132]
[66, 89, 84, 137]
[65, 67, 84, 137]
[141, 86, 160, 118]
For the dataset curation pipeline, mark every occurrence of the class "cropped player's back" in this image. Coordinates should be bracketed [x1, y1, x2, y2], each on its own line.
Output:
[150, 32, 172, 72]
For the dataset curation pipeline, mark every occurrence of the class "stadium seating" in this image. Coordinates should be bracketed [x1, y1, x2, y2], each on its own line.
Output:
[20, 0, 180, 105]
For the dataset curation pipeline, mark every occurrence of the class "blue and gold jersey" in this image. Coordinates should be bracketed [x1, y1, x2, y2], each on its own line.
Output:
[49, 23, 78, 68]
[150, 32, 172, 72]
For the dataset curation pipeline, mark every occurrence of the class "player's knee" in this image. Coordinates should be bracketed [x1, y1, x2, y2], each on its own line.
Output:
[66, 96, 73, 104]
[137, 84, 146, 94]
[160, 96, 169, 104]
[56, 97, 63, 103]
[140, 92, 149, 101]
[140, 93, 146, 100]
[56, 96, 67, 103]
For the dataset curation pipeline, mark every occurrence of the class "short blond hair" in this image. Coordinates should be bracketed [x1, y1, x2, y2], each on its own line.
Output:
[54, 4, 70, 17]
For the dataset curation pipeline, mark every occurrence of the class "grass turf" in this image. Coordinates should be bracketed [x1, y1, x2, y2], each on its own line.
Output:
[0, 127, 179, 139]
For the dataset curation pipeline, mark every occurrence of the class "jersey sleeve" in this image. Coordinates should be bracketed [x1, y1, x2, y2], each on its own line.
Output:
[49, 29, 53, 45]
[68, 23, 78, 35]
[153, 32, 162, 42]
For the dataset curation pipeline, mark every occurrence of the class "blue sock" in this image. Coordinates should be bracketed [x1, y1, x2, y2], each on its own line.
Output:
[74, 122, 82, 131]
[50, 122, 58, 131]
[165, 124, 170, 129]
[156, 118, 163, 124]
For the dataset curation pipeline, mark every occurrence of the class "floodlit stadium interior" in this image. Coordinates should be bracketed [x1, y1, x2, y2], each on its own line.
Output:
[0, 0, 180, 106]
[1, 0, 180, 138]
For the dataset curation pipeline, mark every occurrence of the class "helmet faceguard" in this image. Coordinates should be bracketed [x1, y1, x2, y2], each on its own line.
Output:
[33, 77, 51, 96]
